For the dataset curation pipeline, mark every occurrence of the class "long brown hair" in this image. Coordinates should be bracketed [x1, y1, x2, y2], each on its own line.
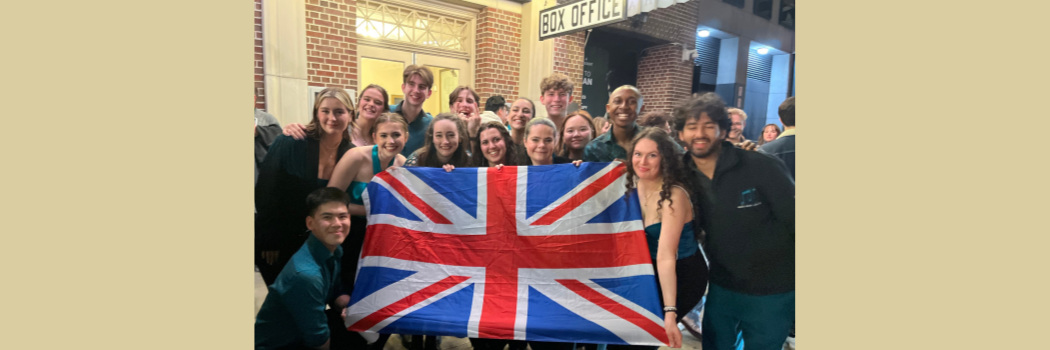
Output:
[624, 128, 691, 214]
[555, 110, 597, 157]
[415, 113, 471, 168]
[756, 123, 782, 146]
[358, 84, 391, 114]
[305, 87, 355, 141]
[470, 121, 519, 167]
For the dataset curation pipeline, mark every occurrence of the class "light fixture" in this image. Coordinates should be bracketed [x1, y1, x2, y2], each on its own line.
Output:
[697, 29, 710, 37]
[757, 47, 769, 55]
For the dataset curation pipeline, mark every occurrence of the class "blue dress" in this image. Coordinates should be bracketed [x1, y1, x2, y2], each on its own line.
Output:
[641, 194, 709, 325]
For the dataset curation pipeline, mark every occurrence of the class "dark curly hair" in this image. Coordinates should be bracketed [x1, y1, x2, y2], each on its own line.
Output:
[470, 121, 519, 167]
[415, 113, 471, 168]
[624, 127, 692, 214]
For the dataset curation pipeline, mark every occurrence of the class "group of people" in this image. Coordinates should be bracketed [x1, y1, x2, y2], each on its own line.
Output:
[253, 65, 796, 350]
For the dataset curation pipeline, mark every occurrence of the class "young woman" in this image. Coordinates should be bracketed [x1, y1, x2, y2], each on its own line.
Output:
[470, 121, 519, 167]
[521, 117, 582, 166]
[507, 97, 535, 144]
[404, 113, 471, 169]
[255, 87, 355, 285]
[327, 112, 408, 286]
[555, 110, 597, 161]
[281, 84, 390, 147]
[611, 128, 710, 350]
[757, 123, 782, 146]
[449, 86, 482, 150]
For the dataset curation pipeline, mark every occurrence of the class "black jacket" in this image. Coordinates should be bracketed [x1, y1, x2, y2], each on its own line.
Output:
[255, 135, 352, 252]
[687, 141, 795, 295]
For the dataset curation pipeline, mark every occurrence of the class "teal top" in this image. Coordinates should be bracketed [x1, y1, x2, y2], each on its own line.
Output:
[644, 221, 699, 261]
[348, 145, 394, 206]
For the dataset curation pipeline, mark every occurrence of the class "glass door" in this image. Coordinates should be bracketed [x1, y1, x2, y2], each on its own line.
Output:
[359, 45, 472, 114]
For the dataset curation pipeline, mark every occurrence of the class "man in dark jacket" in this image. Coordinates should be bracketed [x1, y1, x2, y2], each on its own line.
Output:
[674, 92, 795, 350]
[255, 94, 282, 185]
[759, 96, 795, 178]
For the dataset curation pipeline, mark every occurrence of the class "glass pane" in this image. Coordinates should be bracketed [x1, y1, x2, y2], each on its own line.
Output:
[360, 58, 406, 106]
[779, 0, 795, 30]
[753, 0, 773, 20]
[422, 66, 459, 115]
[723, 0, 744, 9]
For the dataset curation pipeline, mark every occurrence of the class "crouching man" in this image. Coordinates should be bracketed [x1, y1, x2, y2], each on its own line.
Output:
[256, 187, 353, 350]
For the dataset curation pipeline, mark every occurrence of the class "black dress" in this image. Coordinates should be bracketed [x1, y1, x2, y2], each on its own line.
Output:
[255, 135, 352, 285]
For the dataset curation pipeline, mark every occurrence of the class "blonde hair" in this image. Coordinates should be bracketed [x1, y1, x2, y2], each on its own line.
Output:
[306, 87, 355, 141]
[727, 107, 748, 121]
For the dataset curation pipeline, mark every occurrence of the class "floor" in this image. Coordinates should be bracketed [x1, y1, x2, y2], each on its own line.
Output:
[254, 268, 793, 350]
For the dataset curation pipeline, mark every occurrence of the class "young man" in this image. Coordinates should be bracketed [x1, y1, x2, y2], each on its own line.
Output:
[394, 65, 435, 157]
[726, 108, 751, 144]
[255, 187, 353, 350]
[582, 85, 683, 162]
[481, 95, 508, 125]
[255, 94, 282, 186]
[538, 73, 574, 129]
[674, 93, 795, 350]
[758, 97, 795, 178]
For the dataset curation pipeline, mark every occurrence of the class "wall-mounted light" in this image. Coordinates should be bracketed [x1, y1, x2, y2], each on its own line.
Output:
[697, 29, 710, 37]
[757, 48, 769, 55]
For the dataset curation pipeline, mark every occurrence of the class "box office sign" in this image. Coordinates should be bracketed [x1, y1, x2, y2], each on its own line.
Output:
[539, 0, 628, 41]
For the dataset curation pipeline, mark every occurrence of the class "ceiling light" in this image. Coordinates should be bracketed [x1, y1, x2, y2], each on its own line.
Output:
[697, 30, 710, 37]
[757, 48, 769, 55]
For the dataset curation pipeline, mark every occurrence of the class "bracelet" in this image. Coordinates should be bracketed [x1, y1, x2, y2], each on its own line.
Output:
[663, 306, 677, 313]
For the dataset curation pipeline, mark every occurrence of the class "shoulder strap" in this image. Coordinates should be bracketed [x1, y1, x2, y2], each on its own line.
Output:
[371, 145, 382, 174]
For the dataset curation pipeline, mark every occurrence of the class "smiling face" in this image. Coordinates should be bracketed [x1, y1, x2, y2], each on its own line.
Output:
[678, 112, 726, 160]
[729, 113, 745, 140]
[358, 88, 386, 121]
[540, 88, 571, 118]
[562, 115, 593, 151]
[317, 97, 351, 136]
[478, 127, 507, 165]
[373, 122, 407, 157]
[401, 74, 432, 107]
[632, 138, 662, 181]
[451, 89, 479, 117]
[508, 99, 533, 131]
[763, 125, 779, 142]
[606, 89, 640, 128]
[306, 201, 351, 250]
[525, 124, 557, 165]
[431, 119, 460, 160]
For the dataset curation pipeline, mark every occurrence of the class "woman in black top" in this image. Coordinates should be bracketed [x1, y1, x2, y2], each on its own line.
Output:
[469, 121, 519, 167]
[255, 87, 355, 286]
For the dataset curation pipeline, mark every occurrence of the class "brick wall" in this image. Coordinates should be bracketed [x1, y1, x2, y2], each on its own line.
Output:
[255, 0, 266, 110]
[636, 43, 693, 114]
[475, 8, 522, 106]
[552, 31, 586, 100]
[306, 0, 358, 90]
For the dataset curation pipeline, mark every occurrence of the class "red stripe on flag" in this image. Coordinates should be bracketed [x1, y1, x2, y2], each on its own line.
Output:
[557, 279, 670, 346]
[532, 165, 627, 226]
[375, 171, 453, 225]
[477, 166, 519, 339]
[348, 275, 471, 332]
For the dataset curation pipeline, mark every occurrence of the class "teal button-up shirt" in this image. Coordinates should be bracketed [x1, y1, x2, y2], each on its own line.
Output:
[255, 234, 344, 350]
[582, 123, 684, 162]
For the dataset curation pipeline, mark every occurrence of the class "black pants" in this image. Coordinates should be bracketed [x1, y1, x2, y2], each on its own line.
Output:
[469, 337, 528, 350]
[326, 309, 390, 350]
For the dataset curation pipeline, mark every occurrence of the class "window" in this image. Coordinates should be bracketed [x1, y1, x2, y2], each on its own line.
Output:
[754, 0, 773, 20]
[779, 0, 795, 30]
[722, 0, 744, 9]
[356, 0, 470, 53]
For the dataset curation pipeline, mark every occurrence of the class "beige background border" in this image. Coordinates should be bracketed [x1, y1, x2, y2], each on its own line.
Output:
[2, 0, 1049, 348]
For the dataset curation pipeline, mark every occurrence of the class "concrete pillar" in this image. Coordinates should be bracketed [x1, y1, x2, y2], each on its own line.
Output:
[715, 37, 748, 108]
[519, 1, 555, 108]
[766, 53, 791, 126]
[262, 0, 310, 126]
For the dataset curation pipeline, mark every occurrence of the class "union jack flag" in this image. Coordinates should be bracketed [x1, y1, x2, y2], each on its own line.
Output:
[344, 162, 669, 346]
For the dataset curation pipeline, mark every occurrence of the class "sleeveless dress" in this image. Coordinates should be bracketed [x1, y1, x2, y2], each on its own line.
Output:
[340, 145, 395, 294]
[642, 187, 710, 325]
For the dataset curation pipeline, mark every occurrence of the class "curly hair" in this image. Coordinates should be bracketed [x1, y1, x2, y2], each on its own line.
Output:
[540, 73, 574, 97]
[470, 121, 519, 167]
[414, 113, 471, 168]
[624, 128, 692, 214]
